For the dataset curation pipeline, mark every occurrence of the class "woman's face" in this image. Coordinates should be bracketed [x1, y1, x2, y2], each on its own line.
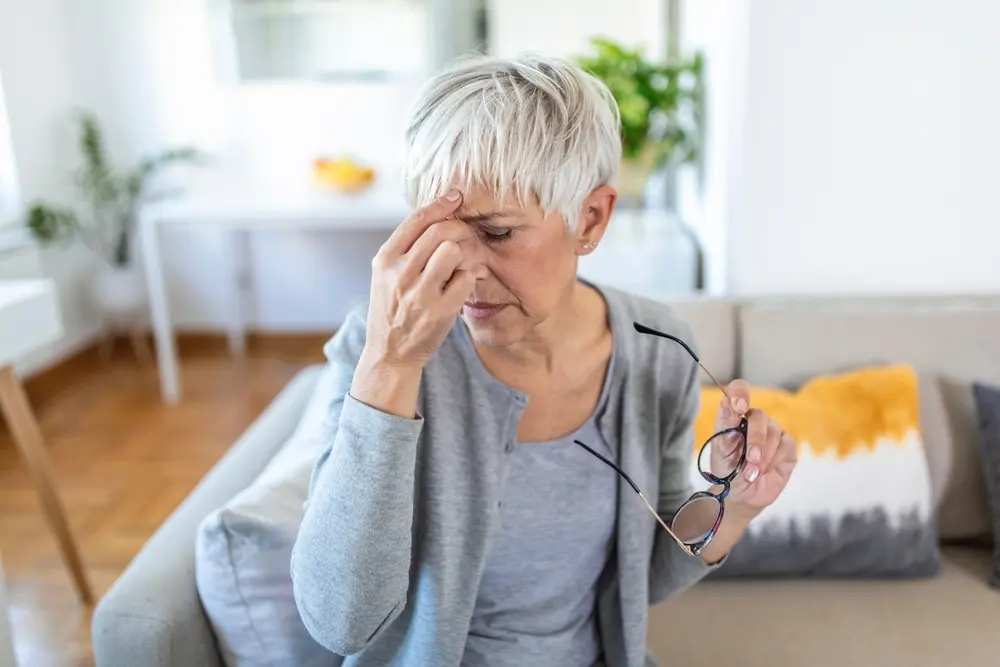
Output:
[450, 183, 615, 348]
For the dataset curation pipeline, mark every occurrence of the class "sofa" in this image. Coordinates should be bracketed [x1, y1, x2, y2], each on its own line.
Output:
[92, 294, 1000, 667]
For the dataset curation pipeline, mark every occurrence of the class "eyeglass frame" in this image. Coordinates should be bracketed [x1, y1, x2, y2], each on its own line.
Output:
[572, 321, 749, 558]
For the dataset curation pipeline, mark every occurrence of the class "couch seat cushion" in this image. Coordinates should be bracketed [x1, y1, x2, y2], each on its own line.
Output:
[647, 547, 999, 667]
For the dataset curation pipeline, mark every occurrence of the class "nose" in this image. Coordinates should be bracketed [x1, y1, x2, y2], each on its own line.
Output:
[457, 236, 490, 279]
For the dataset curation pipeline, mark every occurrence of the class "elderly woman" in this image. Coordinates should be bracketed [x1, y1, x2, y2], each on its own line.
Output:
[291, 53, 797, 667]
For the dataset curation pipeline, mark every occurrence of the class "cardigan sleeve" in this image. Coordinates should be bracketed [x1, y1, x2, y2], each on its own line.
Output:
[290, 306, 424, 656]
[647, 349, 728, 605]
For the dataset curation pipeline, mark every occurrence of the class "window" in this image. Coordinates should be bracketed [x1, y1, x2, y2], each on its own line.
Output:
[0, 68, 21, 231]
[221, 0, 434, 83]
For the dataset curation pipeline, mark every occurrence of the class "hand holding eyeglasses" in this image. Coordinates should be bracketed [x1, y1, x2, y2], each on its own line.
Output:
[573, 322, 798, 562]
[710, 381, 798, 524]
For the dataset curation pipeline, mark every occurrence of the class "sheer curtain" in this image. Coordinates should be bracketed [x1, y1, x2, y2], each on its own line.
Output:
[0, 68, 20, 232]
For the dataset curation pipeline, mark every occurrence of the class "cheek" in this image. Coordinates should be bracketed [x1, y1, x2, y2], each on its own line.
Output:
[486, 233, 577, 305]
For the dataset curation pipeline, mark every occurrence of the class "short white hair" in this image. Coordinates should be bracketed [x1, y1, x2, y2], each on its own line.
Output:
[401, 53, 622, 230]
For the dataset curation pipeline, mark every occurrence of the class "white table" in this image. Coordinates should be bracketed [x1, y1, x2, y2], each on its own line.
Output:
[0, 280, 93, 605]
[140, 179, 410, 403]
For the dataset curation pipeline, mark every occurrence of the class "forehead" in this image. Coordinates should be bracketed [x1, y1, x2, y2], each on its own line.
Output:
[452, 181, 539, 217]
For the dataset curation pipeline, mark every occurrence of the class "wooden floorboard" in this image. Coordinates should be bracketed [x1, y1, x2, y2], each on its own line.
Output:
[0, 333, 329, 667]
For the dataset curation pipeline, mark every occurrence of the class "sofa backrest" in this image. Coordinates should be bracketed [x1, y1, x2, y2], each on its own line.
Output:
[671, 294, 1000, 542]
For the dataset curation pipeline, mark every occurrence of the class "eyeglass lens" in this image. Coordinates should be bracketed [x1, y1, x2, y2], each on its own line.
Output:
[672, 496, 722, 545]
[671, 427, 745, 545]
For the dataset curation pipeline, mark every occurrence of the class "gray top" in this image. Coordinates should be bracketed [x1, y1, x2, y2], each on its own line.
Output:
[462, 348, 618, 667]
[290, 282, 724, 667]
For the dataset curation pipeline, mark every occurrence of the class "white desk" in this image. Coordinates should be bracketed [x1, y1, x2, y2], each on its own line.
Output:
[140, 180, 410, 403]
[0, 280, 93, 605]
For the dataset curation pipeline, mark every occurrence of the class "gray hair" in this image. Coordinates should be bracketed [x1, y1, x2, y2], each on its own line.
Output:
[401, 53, 622, 230]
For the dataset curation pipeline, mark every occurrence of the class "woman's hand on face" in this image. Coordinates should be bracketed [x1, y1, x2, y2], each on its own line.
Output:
[362, 189, 476, 371]
[712, 380, 798, 523]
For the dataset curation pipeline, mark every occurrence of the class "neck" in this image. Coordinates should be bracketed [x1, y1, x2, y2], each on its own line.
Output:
[487, 281, 601, 374]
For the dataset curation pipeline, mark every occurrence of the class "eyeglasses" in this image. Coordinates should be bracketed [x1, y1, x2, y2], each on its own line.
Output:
[573, 321, 748, 558]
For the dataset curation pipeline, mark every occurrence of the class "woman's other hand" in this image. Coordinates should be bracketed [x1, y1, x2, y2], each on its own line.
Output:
[695, 380, 797, 564]
[714, 380, 798, 521]
[351, 190, 476, 417]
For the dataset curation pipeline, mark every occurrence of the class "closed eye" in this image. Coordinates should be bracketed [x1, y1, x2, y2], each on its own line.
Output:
[479, 227, 513, 244]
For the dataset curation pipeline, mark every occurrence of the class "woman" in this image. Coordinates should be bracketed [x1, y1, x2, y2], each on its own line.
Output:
[291, 53, 797, 667]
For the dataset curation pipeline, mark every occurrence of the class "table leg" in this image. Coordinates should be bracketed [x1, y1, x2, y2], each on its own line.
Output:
[141, 213, 180, 403]
[227, 229, 249, 357]
[0, 555, 14, 667]
[0, 366, 93, 605]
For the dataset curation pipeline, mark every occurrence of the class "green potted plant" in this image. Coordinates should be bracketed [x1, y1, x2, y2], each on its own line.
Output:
[576, 36, 704, 208]
[25, 110, 202, 320]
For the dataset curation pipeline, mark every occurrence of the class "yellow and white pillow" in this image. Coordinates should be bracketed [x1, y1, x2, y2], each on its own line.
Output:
[691, 363, 941, 578]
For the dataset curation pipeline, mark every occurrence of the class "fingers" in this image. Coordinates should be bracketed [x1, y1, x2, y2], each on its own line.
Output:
[774, 430, 798, 480]
[418, 239, 465, 290]
[381, 190, 464, 258]
[716, 378, 750, 430]
[743, 414, 785, 484]
[400, 219, 473, 284]
[741, 409, 769, 483]
[726, 379, 750, 416]
[441, 269, 476, 310]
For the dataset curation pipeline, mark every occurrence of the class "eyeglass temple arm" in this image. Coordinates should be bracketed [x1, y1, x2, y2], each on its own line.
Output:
[632, 321, 731, 401]
[572, 439, 685, 546]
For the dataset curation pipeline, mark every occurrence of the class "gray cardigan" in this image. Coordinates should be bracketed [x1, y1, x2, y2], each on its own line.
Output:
[290, 283, 720, 667]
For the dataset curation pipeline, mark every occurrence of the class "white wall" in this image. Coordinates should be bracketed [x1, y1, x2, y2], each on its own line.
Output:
[677, 0, 749, 296]
[56, 0, 429, 332]
[725, 0, 1000, 295]
[0, 0, 104, 375]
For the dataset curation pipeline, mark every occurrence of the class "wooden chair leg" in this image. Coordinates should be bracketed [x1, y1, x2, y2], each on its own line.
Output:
[97, 326, 115, 362]
[0, 365, 93, 605]
[129, 326, 152, 366]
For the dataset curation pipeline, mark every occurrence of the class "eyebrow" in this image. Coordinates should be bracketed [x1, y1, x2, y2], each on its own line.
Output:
[455, 210, 516, 225]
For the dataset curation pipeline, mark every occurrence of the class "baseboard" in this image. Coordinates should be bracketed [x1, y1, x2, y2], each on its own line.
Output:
[13, 322, 105, 380]
[6, 329, 334, 432]
[170, 330, 334, 357]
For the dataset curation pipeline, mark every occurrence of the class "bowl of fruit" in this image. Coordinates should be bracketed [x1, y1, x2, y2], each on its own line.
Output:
[313, 156, 376, 193]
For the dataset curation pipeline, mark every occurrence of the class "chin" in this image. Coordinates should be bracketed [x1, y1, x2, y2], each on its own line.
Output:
[462, 309, 523, 348]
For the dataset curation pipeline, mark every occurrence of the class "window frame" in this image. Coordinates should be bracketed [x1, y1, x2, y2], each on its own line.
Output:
[0, 68, 26, 251]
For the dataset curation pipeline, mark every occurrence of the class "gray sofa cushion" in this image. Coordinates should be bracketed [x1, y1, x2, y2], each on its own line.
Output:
[649, 546, 1000, 667]
[665, 298, 737, 385]
[972, 382, 1000, 590]
[195, 365, 337, 667]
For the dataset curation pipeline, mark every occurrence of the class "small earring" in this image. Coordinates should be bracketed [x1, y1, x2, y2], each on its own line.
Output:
[583, 241, 597, 250]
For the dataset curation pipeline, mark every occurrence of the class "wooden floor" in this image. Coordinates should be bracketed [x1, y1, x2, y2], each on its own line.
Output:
[0, 334, 328, 667]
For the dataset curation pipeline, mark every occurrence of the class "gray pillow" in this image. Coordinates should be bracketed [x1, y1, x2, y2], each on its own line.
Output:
[972, 382, 1000, 590]
[195, 366, 339, 666]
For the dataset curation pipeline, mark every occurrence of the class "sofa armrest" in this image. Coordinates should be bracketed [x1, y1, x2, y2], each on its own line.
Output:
[92, 365, 325, 667]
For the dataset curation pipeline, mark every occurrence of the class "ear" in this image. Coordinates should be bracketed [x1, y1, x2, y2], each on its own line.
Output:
[575, 185, 617, 250]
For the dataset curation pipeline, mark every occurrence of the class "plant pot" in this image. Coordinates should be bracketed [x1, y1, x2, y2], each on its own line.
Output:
[616, 155, 656, 209]
[578, 208, 702, 298]
[91, 262, 148, 322]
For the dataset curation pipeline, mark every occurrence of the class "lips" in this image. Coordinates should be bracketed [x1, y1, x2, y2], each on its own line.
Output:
[463, 301, 508, 319]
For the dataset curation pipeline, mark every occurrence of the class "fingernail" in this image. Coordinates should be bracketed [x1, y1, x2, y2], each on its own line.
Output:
[444, 189, 461, 201]
[748, 446, 761, 463]
[745, 464, 759, 483]
[733, 398, 748, 414]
